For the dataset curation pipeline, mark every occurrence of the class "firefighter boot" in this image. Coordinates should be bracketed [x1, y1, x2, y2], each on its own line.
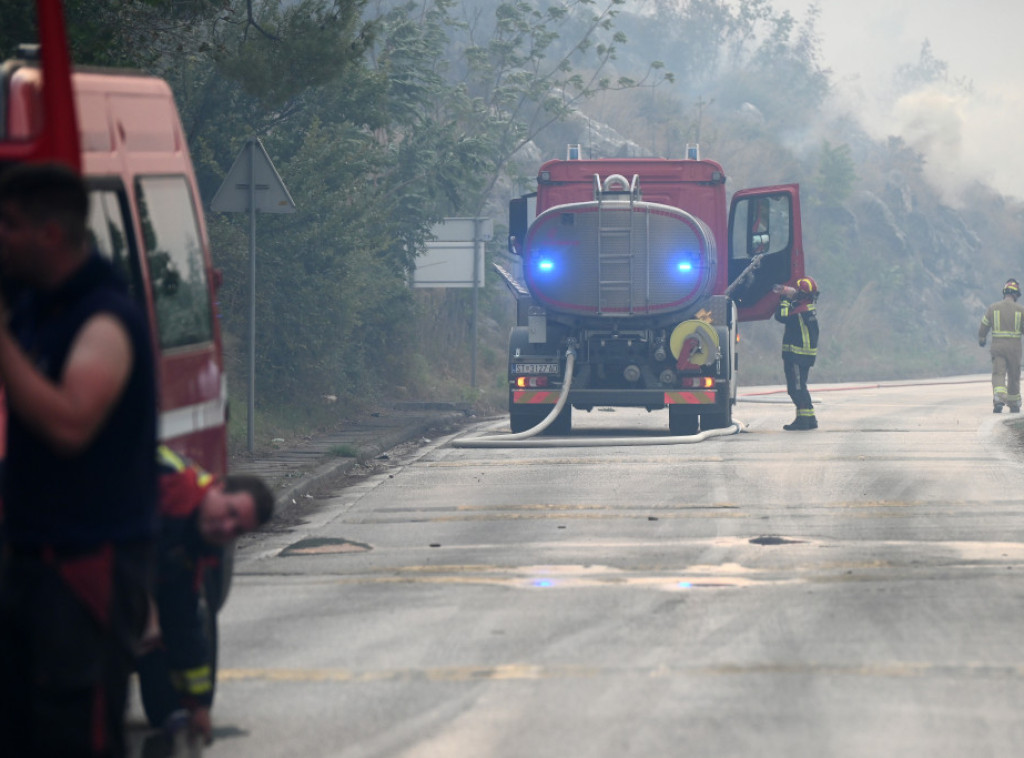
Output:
[783, 417, 812, 431]
[994, 402, 1005, 414]
[1012, 405, 1021, 413]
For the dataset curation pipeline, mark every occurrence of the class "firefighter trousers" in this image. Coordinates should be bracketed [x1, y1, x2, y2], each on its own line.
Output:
[783, 355, 815, 418]
[990, 338, 1022, 406]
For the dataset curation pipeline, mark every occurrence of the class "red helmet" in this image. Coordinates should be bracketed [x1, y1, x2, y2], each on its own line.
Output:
[795, 277, 818, 296]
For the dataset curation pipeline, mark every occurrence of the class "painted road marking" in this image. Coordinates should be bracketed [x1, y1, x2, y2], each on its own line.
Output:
[219, 661, 1024, 684]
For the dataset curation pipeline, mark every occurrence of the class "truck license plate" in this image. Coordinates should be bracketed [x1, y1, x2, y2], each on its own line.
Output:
[514, 363, 559, 374]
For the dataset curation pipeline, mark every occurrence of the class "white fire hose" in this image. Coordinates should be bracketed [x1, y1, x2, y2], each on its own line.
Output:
[452, 346, 744, 448]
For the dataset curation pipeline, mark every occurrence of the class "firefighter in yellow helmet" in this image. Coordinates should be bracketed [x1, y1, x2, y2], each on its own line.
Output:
[773, 276, 820, 430]
[979, 278, 1024, 412]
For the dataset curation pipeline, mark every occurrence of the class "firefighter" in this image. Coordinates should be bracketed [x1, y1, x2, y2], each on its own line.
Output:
[137, 445, 274, 748]
[978, 278, 1024, 413]
[774, 277, 820, 430]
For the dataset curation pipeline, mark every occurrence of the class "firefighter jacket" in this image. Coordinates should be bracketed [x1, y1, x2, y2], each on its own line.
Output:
[155, 445, 221, 709]
[775, 297, 819, 366]
[979, 298, 1024, 343]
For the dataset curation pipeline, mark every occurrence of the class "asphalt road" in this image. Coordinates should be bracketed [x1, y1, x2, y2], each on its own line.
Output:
[129, 376, 1024, 757]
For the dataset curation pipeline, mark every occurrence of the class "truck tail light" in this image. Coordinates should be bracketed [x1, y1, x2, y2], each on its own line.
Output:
[680, 376, 714, 389]
[516, 376, 549, 389]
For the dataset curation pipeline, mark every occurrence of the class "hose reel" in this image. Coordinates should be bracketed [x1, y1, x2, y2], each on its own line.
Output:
[669, 319, 719, 370]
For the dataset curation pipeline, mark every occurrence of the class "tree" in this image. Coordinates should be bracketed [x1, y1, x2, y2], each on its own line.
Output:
[445, 0, 672, 213]
[814, 140, 857, 208]
[0, 0, 227, 68]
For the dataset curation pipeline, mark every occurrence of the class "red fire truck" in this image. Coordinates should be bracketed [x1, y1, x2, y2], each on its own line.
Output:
[0, 0, 227, 472]
[502, 147, 805, 435]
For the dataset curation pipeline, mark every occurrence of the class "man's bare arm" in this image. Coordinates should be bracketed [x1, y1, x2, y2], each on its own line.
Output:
[0, 313, 133, 455]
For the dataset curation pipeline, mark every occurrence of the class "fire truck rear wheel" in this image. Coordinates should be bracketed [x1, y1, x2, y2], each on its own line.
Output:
[668, 406, 699, 435]
[701, 406, 732, 430]
[546, 405, 572, 436]
[509, 405, 571, 435]
[510, 408, 545, 433]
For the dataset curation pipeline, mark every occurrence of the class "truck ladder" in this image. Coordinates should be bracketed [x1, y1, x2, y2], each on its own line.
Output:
[594, 174, 641, 315]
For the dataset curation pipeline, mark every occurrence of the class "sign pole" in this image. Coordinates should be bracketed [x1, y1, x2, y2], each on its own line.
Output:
[471, 218, 481, 388]
[210, 137, 296, 455]
[247, 138, 257, 453]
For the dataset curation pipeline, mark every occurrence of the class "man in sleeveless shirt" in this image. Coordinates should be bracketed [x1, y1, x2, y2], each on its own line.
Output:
[0, 164, 158, 757]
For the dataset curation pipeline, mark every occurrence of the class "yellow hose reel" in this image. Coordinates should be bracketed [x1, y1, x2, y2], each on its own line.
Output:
[669, 319, 719, 367]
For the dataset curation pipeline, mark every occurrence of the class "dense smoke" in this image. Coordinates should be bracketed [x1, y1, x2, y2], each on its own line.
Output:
[774, 0, 1024, 203]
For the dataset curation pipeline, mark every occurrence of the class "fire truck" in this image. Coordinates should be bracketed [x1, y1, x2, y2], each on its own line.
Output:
[501, 146, 805, 435]
[0, 0, 228, 472]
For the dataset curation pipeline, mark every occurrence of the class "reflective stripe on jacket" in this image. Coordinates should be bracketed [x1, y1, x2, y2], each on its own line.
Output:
[775, 299, 819, 365]
[980, 299, 1024, 340]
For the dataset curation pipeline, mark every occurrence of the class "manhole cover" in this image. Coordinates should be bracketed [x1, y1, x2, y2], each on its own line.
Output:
[749, 535, 805, 546]
[280, 537, 372, 556]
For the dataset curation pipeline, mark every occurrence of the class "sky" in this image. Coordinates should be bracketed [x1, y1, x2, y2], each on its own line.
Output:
[770, 0, 1024, 203]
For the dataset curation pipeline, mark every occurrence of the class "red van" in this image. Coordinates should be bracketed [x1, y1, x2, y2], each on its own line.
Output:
[0, 0, 227, 474]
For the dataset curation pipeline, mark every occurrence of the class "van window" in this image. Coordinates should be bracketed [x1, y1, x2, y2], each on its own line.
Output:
[87, 187, 141, 301]
[136, 175, 213, 348]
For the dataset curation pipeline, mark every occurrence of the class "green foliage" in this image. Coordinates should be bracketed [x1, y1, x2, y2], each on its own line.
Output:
[813, 141, 857, 208]
[215, 0, 376, 110]
[0, 1, 39, 58]
[595, 0, 829, 167]
[449, 0, 672, 212]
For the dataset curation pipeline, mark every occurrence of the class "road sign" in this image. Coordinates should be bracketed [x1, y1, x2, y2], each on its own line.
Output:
[211, 138, 295, 213]
[412, 218, 493, 288]
[429, 217, 493, 242]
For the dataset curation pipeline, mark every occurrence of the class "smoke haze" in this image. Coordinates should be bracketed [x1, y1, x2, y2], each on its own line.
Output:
[775, 0, 1024, 203]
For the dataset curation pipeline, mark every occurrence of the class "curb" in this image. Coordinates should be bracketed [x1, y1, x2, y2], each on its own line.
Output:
[272, 411, 473, 513]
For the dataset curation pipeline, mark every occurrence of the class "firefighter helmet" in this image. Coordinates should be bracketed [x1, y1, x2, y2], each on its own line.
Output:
[1004, 279, 1021, 297]
[795, 277, 819, 297]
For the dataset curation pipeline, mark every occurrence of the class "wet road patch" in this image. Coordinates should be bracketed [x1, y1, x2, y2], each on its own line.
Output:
[749, 536, 806, 546]
[280, 537, 372, 556]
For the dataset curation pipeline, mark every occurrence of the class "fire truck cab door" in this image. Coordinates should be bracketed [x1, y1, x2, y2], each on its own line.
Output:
[727, 184, 805, 322]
